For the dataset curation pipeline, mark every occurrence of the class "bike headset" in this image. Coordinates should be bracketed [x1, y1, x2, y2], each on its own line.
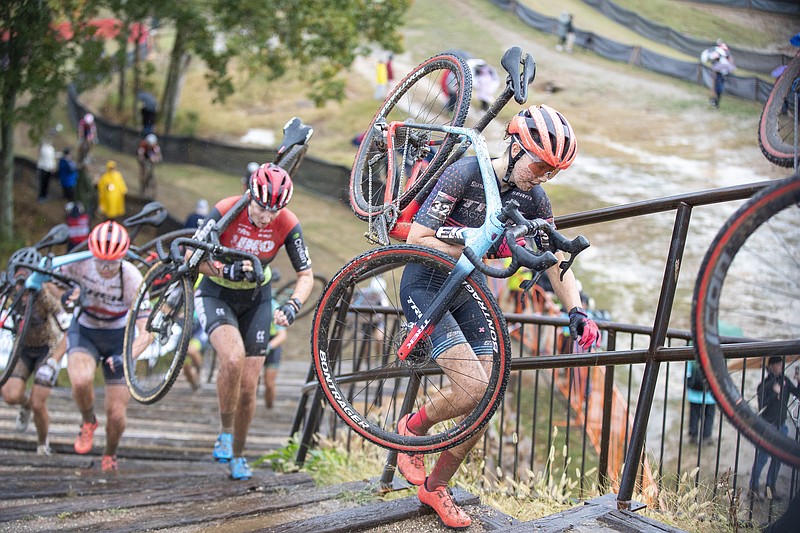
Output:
[88, 220, 130, 261]
[248, 163, 294, 214]
[502, 104, 578, 186]
[7, 247, 42, 281]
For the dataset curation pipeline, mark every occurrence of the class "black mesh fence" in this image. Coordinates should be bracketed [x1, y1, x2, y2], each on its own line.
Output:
[66, 86, 352, 205]
[490, 0, 783, 103]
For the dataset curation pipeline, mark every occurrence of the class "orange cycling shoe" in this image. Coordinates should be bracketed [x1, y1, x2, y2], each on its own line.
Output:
[418, 483, 472, 530]
[397, 414, 426, 485]
[74, 420, 98, 454]
[101, 454, 118, 473]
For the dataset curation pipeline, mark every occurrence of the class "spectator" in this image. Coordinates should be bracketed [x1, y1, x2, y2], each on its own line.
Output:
[1, 247, 68, 456]
[686, 360, 716, 444]
[37, 130, 58, 203]
[96, 160, 128, 220]
[375, 58, 389, 100]
[749, 356, 800, 500]
[474, 63, 500, 112]
[557, 13, 575, 53]
[58, 147, 79, 202]
[701, 39, 736, 108]
[184, 199, 210, 230]
[65, 201, 90, 251]
[386, 53, 395, 88]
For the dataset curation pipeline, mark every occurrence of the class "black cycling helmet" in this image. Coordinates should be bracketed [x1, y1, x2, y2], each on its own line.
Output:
[7, 247, 42, 280]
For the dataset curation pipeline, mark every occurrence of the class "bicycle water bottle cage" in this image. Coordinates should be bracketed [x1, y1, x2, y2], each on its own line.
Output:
[501, 46, 536, 104]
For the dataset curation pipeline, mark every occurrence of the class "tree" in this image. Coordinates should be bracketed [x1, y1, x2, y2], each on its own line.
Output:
[0, 0, 109, 242]
[156, 0, 410, 134]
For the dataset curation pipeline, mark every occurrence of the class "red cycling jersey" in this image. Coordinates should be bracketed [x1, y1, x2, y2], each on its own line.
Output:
[212, 196, 312, 270]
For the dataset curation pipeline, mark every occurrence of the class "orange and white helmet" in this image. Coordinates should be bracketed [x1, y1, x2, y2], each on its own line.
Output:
[249, 163, 293, 211]
[507, 104, 577, 170]
[88, 220, 130, 261]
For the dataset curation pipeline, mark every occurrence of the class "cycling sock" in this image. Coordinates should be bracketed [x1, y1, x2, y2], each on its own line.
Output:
[408, 406, 432, 435]
[426, 450, 462, 490]
[220, 412, 235, 434]
[233, 438, 246, 457]
[81, 408, 97, 425]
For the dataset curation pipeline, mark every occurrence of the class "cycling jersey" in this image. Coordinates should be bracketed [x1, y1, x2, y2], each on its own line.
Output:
[59, 260, 143, 329]
[207, 196, 312, 289]
[414, 156, 555, 252]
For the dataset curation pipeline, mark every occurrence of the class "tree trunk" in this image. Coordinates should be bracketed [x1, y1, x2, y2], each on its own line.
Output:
[0, 91, 17, 242]
[161, 22, 188, 136]
[116, 37, 128, 115]
[131, 24, 142, 128]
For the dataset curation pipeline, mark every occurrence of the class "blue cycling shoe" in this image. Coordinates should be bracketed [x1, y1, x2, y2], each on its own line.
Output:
[230, 457, 253, 480]
[213, 432, 233, 463]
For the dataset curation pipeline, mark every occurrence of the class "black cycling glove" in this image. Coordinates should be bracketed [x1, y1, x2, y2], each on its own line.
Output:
[222, 261, 255, 282]
[278, 298, 302, 326]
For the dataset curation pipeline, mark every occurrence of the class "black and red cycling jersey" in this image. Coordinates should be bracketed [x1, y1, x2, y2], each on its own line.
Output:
[210, 195, 312, 274]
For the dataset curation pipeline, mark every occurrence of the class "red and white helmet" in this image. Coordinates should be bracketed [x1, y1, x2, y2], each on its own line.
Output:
[88, 220, 130, 261]
[83, 113, 94, 124]
[507, 104, 578, 170]
[249, 163, 293, 211]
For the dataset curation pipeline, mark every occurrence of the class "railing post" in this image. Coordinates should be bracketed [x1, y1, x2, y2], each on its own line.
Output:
[295, 385, 325, 467]
[599, 330, 617, 491]
[289, 364, 318, 437]
[617, 203, 692, 508]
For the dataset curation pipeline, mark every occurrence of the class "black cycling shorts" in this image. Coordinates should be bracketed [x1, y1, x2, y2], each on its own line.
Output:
[194, 279, 272, 357]
[66, 322, 126, 385]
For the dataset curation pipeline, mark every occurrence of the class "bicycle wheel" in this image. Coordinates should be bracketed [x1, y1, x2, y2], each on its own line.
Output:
[274, 272, 328, 319]
[350, 53, 472, 221]
[275, 144, 309, 178]
[311, 245, 511, 454]
[692, 175, 800, 467]
[758, 54, 800, 168]
[123, 261, 193, 404]
[0, 288, 34, 388]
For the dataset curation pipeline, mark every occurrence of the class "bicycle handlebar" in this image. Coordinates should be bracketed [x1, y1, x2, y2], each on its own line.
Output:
[167, 237, 265, 286]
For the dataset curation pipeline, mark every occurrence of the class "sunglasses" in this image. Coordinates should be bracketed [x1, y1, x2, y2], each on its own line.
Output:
[516, 141, 559, 180]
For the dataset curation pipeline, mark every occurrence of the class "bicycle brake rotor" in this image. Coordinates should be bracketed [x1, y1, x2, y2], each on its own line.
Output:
[391, 323, 433, 369]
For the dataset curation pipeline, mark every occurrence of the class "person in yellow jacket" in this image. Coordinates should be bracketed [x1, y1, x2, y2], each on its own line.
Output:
[96, 160, 128, 219]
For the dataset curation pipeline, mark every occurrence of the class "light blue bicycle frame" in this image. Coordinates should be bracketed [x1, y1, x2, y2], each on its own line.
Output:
[394, 122, 506, 360]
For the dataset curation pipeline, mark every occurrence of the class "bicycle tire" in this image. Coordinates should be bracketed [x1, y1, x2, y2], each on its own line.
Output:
[0, 288, 34, 388]
[758, 54, 800, 168]
[123, 261, 193, 404]
[275, 143, 308, 178]
[692, 174, 800, 468]
[311, 245, 511, 454]
[273, 272, 328, 320]
[349, 53, 472, 221]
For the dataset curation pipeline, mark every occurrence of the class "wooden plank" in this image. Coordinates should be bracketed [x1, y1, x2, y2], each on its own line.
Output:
[255, 487, 480, 533]
[0, 471, 313, 522]
[58, 480, 374, 533]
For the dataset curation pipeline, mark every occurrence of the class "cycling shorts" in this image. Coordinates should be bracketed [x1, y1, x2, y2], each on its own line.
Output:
[10, 345, 52, 386]
[264, 345, 282, 368]
[194, 279, 272, 357]
[66, 321, 126, 385]
[399, 262, 495, 360]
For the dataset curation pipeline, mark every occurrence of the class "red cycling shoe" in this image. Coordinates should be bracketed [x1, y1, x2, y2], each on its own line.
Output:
[397, 414, 426, 485]
[418, 483, 472, 529]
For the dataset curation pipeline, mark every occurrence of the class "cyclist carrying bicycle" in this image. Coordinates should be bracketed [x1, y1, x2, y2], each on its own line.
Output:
[194, 163, 314, 480]
[60, 220, 150, 472]
[397, 104, 600, 528]
[137, 133, 162, 198]
[1, 247, 67, 456]
[77, 113, 98, 166]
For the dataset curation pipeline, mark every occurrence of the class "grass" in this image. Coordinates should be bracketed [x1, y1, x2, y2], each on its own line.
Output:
[261, 432, 759, 532]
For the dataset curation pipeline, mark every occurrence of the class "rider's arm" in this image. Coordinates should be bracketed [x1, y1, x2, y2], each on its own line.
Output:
[407, 222, 464, 259]
[545, 252, 582, 313]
